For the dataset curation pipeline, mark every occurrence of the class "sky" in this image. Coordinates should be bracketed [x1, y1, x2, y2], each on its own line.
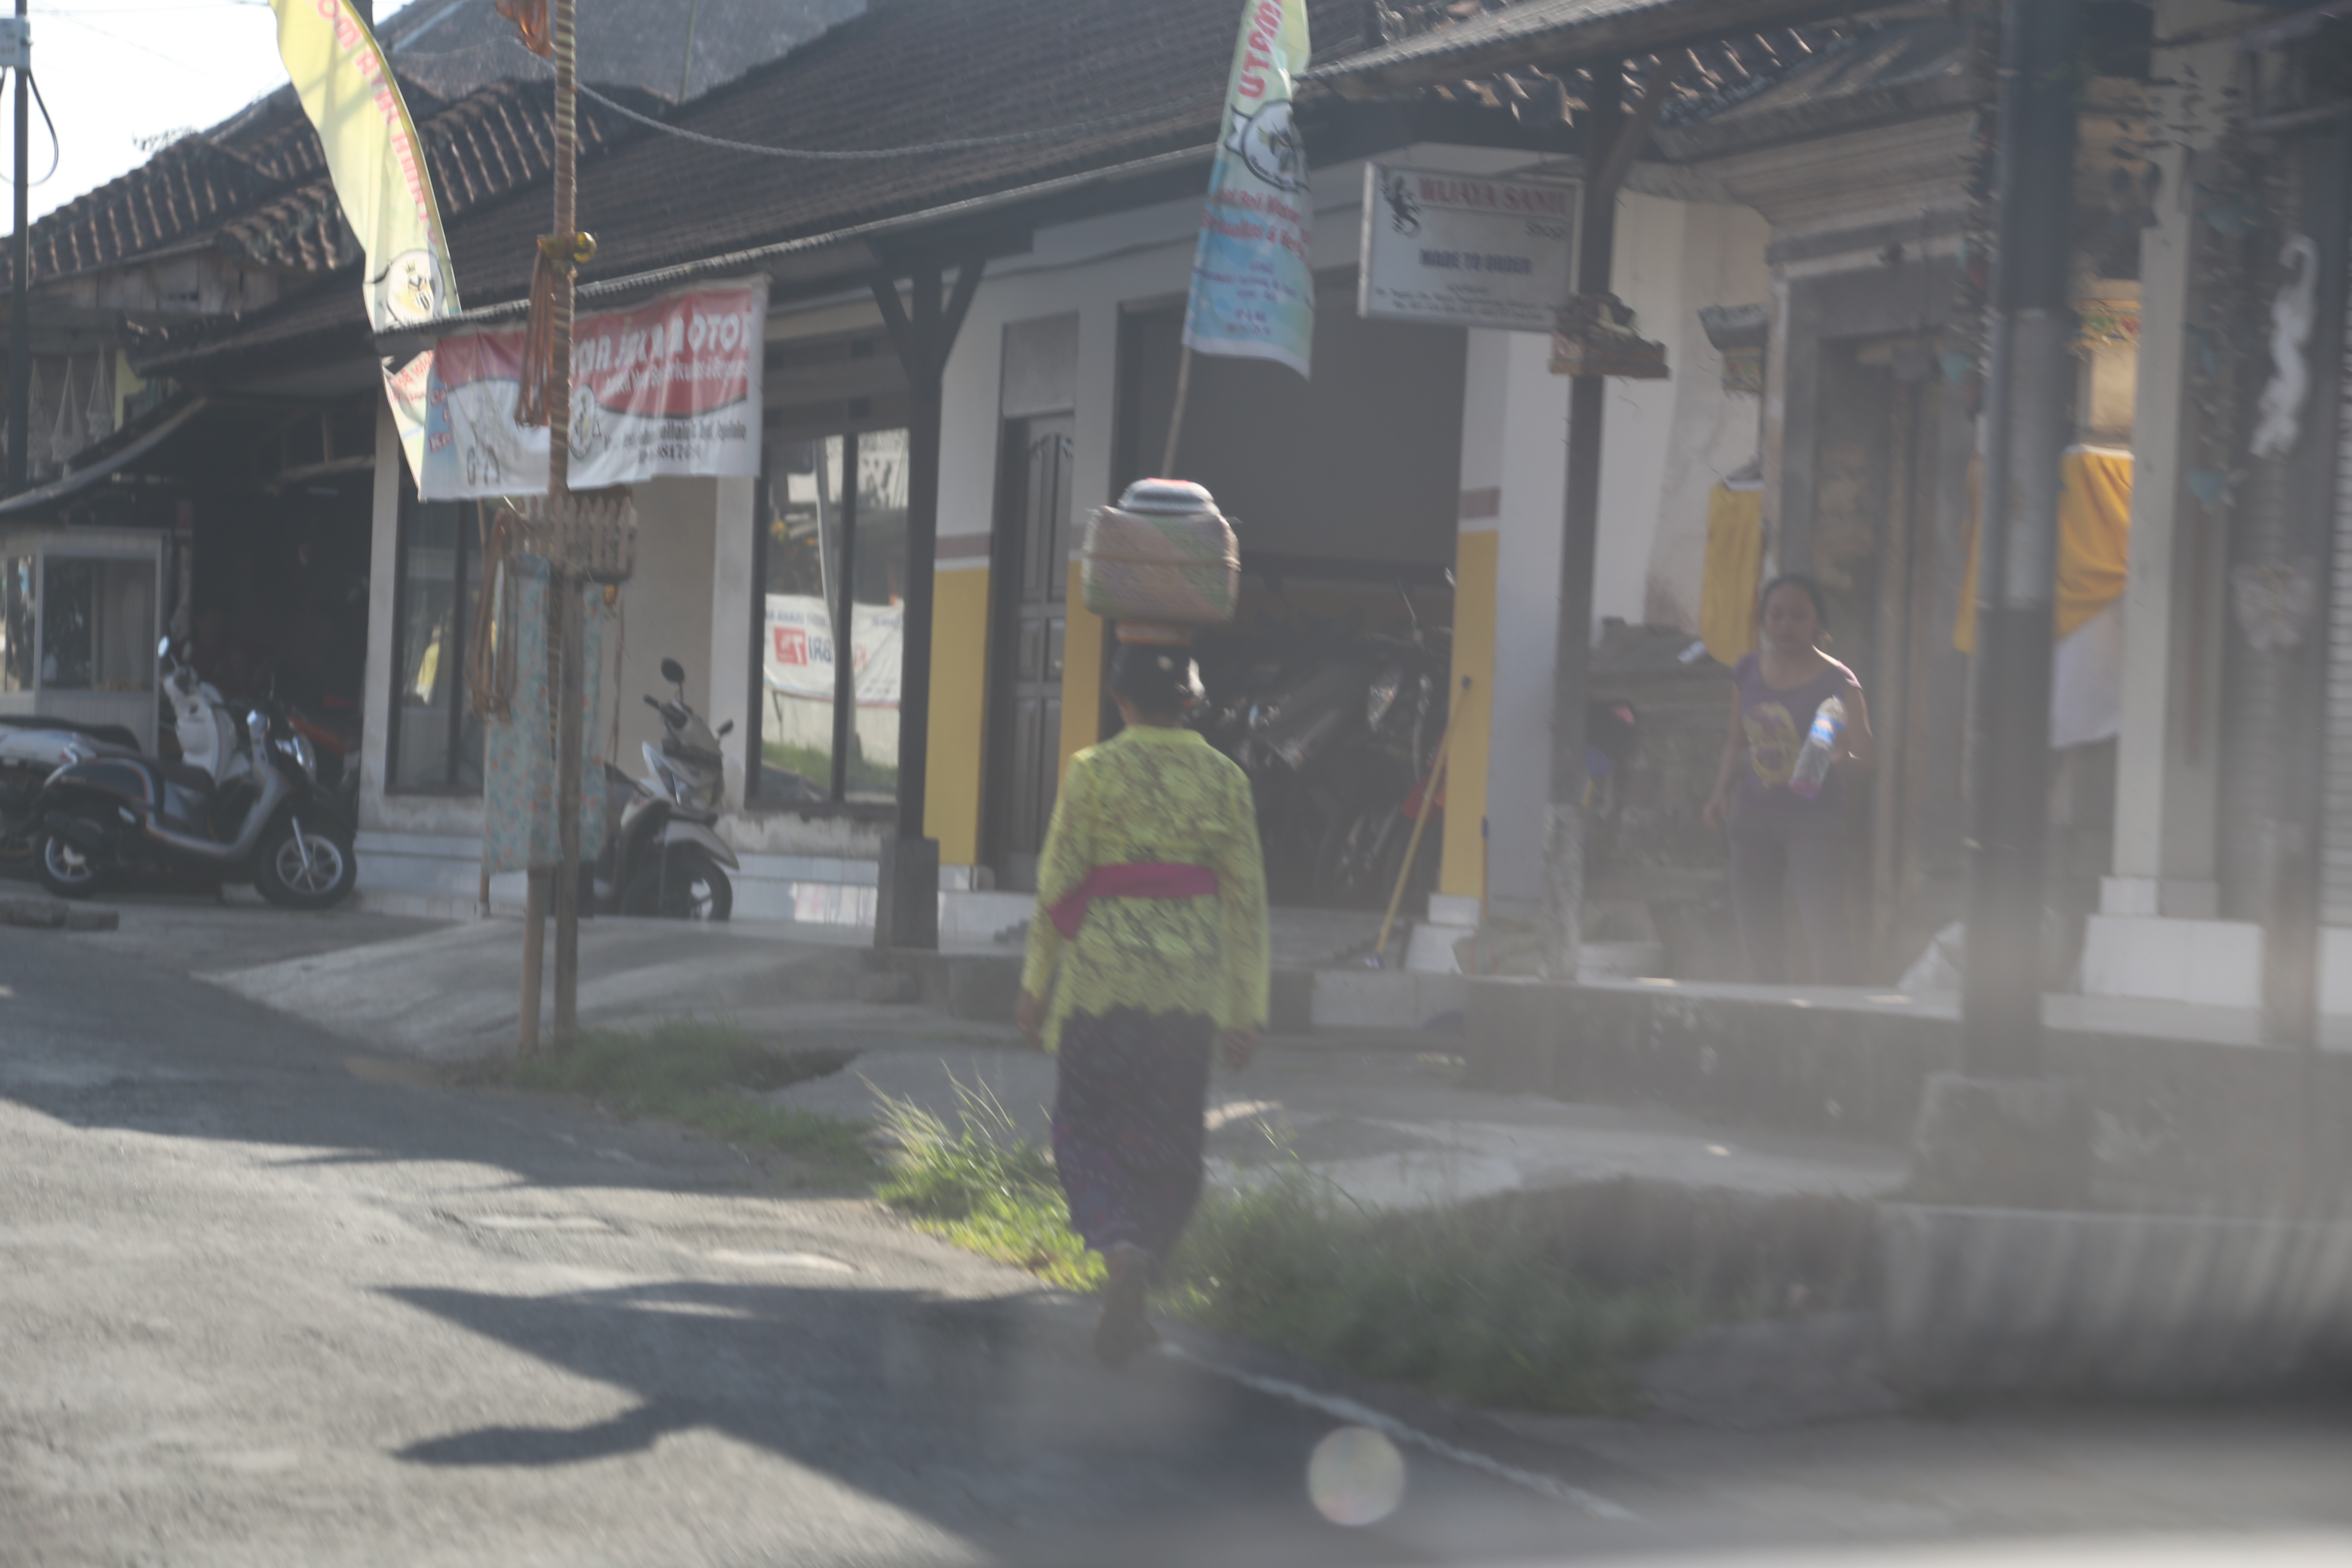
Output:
[21, 0, 429, 225]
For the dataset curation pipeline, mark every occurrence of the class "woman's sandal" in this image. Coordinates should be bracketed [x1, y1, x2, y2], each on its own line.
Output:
[1093, 1246, 1155, 1367]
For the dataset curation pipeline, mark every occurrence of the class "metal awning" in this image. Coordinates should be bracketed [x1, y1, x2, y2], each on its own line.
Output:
[1306, 0, 1847, 96]
[0, 396, 211, 519]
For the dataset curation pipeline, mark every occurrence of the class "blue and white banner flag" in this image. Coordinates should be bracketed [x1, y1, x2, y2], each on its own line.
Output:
[1181, 0, 1314, 379]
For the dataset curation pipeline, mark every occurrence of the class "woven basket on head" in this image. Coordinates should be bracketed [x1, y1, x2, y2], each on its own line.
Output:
[511, 487, 638, 583]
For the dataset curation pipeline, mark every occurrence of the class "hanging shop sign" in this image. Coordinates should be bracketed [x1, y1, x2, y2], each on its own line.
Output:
[1358, 165, 1579, 332]
[762, 595, 903, 707]
[420, 279, 768, 500]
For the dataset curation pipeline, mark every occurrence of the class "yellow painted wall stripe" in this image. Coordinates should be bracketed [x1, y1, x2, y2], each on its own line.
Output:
[1440, 529, 1496, 904]
[1057, 558, 1106, 783]
[925, 565, 991, 867]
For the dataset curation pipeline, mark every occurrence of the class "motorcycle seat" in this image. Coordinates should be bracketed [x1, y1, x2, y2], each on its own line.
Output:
[162, 761, 219, 795]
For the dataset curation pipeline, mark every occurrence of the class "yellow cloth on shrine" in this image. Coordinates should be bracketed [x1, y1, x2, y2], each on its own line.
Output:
[1954, 445, 2133, 653]
[1700, 481, 1765, 666]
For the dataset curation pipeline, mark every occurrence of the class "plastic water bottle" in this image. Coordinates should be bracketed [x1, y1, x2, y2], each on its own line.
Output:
[1788, 696, 1845, 799]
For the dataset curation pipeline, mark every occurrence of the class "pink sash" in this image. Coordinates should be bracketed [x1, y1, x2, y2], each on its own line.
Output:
[1048, 862, 1218, 938]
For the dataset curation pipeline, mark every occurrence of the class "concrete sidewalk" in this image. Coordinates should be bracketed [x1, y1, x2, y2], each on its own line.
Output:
[768, 1031, 1906, 1211]
[156, 902, 1906, 1213]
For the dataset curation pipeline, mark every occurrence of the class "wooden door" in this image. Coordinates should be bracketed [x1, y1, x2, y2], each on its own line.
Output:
[989, 416, 1075, 891]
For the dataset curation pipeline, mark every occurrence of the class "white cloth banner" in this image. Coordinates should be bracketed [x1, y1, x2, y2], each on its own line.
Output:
[2050, 598, 2124, 750]
[762, 594, 901, 707]
[420, 279, 767, 500]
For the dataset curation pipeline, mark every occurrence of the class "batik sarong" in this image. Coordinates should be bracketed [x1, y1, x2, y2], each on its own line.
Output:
[1051, 1006, 1215, 1260]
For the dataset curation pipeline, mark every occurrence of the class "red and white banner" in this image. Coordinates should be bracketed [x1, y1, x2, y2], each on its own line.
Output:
[420, 278, 767, 499]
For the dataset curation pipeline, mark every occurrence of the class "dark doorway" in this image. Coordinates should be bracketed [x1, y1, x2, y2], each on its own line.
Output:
[986, 414, 1075, 891]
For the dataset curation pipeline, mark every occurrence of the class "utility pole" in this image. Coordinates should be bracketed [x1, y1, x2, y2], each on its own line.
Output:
[7, 0, 28, 495]
[1539, 74, 1620, 982]
[1542, 56, 1678, 981]
[1913, 0, 2092, 1204]
[548, 0, 584, 1051]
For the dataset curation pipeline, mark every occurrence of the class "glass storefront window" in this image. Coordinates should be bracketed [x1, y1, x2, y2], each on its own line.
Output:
[0, 555, 31, 692]
[753, 435, 842, 805]
[750, 429, 907, 807]
[39, 557, 155, 692]
[387, 493, 484, 793]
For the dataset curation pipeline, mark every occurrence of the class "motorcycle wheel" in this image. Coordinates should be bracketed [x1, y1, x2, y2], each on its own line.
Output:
[621, 846, 732, 922]
[34, 826, 104, 899]
[254, 819, 358, 910]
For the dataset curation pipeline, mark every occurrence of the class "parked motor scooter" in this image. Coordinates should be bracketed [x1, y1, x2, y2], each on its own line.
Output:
[589, 656, 739, 921]
[23, 638, 358, 907]
[0, 720, 135, 856]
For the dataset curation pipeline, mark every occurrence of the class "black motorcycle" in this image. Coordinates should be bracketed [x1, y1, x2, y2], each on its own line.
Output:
[19, 639, 358, 909]
[1197, 586, 1453, 909]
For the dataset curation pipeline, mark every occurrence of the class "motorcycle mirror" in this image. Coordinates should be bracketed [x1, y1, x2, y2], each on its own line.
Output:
[660, 657, 686, 686]
[717, 720, 734, 737]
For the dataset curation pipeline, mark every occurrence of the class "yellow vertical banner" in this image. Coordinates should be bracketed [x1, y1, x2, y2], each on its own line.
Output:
[270, 0, 459, 330]
[270, 0, 461, 483]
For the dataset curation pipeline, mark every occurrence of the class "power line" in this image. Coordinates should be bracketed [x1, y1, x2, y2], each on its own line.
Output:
[482, 35, 1220, 162]
[0, 71, 58, 187]
[574, 77, 1222, 162]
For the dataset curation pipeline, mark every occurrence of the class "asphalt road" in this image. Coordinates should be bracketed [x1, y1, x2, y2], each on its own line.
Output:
[6, 916, 2352, 1568]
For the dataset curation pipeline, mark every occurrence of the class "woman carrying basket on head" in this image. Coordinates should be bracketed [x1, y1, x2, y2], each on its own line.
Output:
[1016, 645, 1271, 1366]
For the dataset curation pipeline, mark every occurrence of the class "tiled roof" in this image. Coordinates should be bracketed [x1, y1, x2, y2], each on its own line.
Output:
[139, 0, 1384, 372]
[1312, 0, 1849, 94]
[9, 74, 652, 293]
[203, 79, 657, 278]
[375, 0, 861, 107]
[18, 92, 334, 287]
[12, 0, 838, 294]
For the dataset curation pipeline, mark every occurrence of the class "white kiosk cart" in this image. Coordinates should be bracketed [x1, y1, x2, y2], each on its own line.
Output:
[0, 527, 164, 753]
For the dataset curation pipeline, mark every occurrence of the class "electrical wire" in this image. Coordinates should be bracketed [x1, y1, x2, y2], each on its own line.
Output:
[0, 71, 61, 187]
[573, 78, 1223, 162]
[479, 37, 1222, 162]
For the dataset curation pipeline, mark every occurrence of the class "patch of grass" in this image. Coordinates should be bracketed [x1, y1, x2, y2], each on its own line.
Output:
[502, 1018, 874, 1183]
[872, 1090, 1707, 1414]
[874, 1089, 1102, 1292]
[1163, 1172, 1708, 1415]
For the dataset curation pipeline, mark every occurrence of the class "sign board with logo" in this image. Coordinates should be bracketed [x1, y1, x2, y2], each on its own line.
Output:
[420, 279, 767, 500]
[1358, 165, 1580, 333]
[762, 595, 902, 707]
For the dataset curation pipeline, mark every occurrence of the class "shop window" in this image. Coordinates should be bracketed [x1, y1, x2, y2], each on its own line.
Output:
[39, 557, 155, 691]
[749, 429, 909, 808]
[387, 491, 484, 793]
[0, 554, 31, 692]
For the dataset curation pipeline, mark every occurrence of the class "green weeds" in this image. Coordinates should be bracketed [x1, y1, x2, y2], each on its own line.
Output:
[873, 1088, 1709, 1414]
[1165, 1172, 1706, 1414]
[874, 1088, 1103, 1291]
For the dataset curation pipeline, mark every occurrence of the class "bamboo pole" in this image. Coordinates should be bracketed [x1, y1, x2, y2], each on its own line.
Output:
[1159, 345, 1194, 477]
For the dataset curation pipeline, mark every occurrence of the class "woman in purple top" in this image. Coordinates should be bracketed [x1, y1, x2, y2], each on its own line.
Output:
[1702, 575, 1875, 983]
